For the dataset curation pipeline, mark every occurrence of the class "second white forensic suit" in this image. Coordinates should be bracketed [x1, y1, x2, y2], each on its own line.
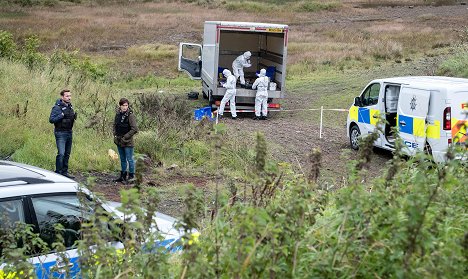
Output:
[252, 68, 269, 118]
[219, 69, 237, 118]
[232, 51, 252, 86]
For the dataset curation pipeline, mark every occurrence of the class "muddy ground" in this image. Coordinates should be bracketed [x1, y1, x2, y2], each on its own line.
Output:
[69, 3, 468, 217]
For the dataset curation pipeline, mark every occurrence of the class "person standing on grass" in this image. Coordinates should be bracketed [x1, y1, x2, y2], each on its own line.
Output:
[113, 98, 138, 183]
[49, 89, 77, 178]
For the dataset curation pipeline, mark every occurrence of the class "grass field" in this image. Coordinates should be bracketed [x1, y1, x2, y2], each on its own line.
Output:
[1, 1, 467, 175]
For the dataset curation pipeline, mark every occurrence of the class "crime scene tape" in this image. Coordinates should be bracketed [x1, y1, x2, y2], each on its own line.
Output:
[280, 108, 349, 112]
[214, 106, 349, 139]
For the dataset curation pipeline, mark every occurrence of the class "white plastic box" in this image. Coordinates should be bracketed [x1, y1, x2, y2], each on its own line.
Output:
[269, 82, 277, 91]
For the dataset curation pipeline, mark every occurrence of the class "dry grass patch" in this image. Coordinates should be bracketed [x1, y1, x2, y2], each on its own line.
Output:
[351, 0, 459, 8]
[127, 44, 177, 60]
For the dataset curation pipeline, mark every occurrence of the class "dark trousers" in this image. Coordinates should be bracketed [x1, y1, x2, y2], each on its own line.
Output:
[55, 131, 73, 175]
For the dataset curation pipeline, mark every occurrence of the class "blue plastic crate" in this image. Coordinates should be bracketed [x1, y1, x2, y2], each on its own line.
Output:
[194, 106, 213, 121]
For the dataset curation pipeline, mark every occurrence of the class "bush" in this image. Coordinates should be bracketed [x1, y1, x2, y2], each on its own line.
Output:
[1, 128, 467, 277]
[21, 35, 46, 70]
[437, 48, 468, 78]
[133, 94, 214, 166]
[0, 30, 17, 59]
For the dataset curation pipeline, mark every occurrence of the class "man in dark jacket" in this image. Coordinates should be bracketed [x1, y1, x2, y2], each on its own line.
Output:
[49, 89, 77, 178]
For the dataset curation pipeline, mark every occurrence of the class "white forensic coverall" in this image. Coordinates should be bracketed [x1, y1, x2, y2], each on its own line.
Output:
[219, 69, 237, 118]
[232, 51, 252, 86]
[252, 68, 269, 117]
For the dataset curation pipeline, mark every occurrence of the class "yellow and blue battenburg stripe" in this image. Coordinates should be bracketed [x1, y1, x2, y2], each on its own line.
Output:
[350, 106, 441, 139]
[397, 115, 426, 137]
[349, 106, 380, 125]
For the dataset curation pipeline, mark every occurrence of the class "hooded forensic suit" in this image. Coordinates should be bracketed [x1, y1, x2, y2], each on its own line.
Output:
[232, 51, 252, 86]
[252, 68, 269, 118]
[218, 69, 237, 118]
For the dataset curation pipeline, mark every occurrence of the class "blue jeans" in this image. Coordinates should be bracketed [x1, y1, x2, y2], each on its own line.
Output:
[117, 146, 135, 174]
[55, 131, 73, 174]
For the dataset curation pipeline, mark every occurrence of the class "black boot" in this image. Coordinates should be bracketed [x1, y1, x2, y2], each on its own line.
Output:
[128, 173, 135, 183]
[114, 171, 127, 182]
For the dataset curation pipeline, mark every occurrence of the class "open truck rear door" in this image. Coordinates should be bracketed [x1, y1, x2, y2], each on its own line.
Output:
[397, 87, 431, 155]
[178, 43, 202, 79]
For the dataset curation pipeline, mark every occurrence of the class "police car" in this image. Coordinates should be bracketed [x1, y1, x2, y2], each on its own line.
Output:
[0, 160, 183, 278]
[347, 76, 468, 162]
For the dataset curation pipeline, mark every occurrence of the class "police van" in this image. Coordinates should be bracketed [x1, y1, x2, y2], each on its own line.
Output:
[346, 76, 468, 162]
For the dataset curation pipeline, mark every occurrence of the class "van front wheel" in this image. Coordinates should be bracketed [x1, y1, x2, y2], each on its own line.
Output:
[350, 125, 361, 150]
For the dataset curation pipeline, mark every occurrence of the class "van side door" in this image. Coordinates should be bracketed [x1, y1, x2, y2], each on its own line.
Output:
[355, 82, 382, 145]
[397, 87, 431, 155]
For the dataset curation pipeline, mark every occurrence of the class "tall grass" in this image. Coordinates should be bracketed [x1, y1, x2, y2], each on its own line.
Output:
[437, 46, 468, 78]
[0, 59, 117, 171]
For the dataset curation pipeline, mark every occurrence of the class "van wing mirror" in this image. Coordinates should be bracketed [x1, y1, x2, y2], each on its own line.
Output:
[354, 97, 361, 107]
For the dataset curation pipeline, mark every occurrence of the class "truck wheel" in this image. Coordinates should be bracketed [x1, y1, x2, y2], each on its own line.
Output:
[202, 91, 208, 99]
[350, 125, 361, 150]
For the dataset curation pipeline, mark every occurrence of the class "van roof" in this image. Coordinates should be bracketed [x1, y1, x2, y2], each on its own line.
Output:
[374, 76, 468, 91]
[205, 21, 288, 29]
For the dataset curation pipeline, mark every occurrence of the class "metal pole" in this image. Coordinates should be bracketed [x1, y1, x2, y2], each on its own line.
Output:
[319, 106, 323, 139]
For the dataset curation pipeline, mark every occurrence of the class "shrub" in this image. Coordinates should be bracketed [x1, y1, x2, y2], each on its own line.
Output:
[0, 30, 17, 59]
[133, 94, 214, 166]
[21, 35, 46, 70]
[437, 50, 468, 78]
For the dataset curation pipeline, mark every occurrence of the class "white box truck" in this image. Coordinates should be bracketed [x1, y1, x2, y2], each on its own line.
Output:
[178, 21, 289, 112]
[346, 76, 468, 162]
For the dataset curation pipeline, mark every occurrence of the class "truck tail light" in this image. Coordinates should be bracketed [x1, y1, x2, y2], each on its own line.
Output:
[268, 103, 280, 109]
[443, 107, 451, 130]
[448, 138, 452, 146]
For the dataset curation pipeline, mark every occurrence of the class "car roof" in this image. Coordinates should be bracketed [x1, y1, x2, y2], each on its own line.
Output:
[0, 160, 77, 198]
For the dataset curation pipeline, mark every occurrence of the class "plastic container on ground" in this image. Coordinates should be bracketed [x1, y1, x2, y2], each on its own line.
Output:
[194, 106, 214, 120]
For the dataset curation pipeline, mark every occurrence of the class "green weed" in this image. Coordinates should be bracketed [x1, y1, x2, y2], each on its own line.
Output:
[295, 1, 340, 12]
[437, 47, 468, 78]
[0, 30, 17, 59]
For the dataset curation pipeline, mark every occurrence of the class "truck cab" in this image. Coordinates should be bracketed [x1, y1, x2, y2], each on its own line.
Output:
[179, 21, 289, 113]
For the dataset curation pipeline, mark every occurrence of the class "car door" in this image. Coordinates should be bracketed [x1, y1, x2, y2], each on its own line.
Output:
[355, 82, 382, 145]
[29, 193, 93, 279]
[397, 87, 431, 155]
[0, 198, 32, 276]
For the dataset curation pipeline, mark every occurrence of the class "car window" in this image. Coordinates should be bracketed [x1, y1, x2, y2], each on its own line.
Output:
[360, 83, 381, 107]
[0, 199, 25, 227]
[31, 195, 93, 249]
